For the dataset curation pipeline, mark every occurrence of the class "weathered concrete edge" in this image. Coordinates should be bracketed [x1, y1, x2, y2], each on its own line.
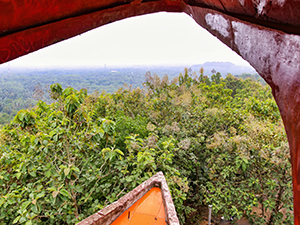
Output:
[76, 171, 180, 225]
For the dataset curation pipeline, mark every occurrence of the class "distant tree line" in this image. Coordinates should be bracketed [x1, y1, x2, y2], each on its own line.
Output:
[0, 69, 292, 224]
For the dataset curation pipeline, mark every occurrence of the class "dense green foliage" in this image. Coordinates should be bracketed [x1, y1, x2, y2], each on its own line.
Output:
[0, 67, 184, 125]
[0, 69, 292, 224]
[0, 66, 258, 125]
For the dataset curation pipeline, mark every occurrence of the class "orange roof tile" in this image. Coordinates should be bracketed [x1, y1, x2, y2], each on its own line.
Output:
[111, 187, 166, 225]
[77, 172, 180, 225]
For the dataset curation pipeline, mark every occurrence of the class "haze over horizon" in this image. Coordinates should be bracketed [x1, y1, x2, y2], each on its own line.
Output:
[0, 12, 254, 70]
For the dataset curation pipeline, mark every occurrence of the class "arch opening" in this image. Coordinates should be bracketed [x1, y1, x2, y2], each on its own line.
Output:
[0, 1, 300, 224]
[0, 12, 253, 69]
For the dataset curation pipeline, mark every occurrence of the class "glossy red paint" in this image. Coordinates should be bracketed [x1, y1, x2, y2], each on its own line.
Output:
[0, 1, 182, 64]
[1, 0, 299, 64]
[0, 1, 300, 224]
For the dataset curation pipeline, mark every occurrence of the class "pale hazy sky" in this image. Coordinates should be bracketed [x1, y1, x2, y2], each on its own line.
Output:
[1, 12, 252, 68]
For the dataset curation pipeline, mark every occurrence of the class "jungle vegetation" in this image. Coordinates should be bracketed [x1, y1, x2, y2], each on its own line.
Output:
[0, 69, 292, 224]
[0, 66, 260, 125]
[0, 66, 183, 124]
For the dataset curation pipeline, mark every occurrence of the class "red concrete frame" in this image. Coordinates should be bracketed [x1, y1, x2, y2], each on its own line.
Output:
[0, 0, 300, 224]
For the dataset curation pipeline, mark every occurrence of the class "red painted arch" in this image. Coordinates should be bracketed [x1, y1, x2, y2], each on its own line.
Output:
[1, 0, 300, 223]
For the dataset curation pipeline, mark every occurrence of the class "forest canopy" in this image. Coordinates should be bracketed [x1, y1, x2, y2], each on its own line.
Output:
[0, 69, 292, 224]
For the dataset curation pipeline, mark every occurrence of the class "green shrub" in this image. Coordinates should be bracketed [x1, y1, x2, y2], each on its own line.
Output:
[0, 71, 293, 224]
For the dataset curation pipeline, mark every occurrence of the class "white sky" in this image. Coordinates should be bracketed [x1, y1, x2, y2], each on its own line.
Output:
[1, 12, 252, 68]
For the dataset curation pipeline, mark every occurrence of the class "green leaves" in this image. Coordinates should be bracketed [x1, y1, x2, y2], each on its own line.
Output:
[13, 110, 36, 129]
[0, 71, 293, 225]
[101, 147, 123, 161]
[235, 156, 248, 172]
[64, 167, 70, 176]
[47, 185, 70, 199]
[50, 83, 63, 100]
[60, 189, 70, 198]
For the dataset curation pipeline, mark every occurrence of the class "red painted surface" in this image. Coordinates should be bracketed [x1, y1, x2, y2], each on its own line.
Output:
[0, 1, 300, 224]
[0, 1, 182, 64]
[111, 187, 167, 225]
[1, 0, 300, 64]
[0, 0, 131, 36]
[185, 0, 300, 27]
[183, 5, 300, 224]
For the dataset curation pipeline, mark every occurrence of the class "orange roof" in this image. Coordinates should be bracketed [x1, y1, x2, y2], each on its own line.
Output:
[111, 187, 166, 225]
[77, 172, 180, 225]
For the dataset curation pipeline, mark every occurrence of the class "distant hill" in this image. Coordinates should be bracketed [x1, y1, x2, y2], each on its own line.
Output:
[190, 61, 256, 76]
